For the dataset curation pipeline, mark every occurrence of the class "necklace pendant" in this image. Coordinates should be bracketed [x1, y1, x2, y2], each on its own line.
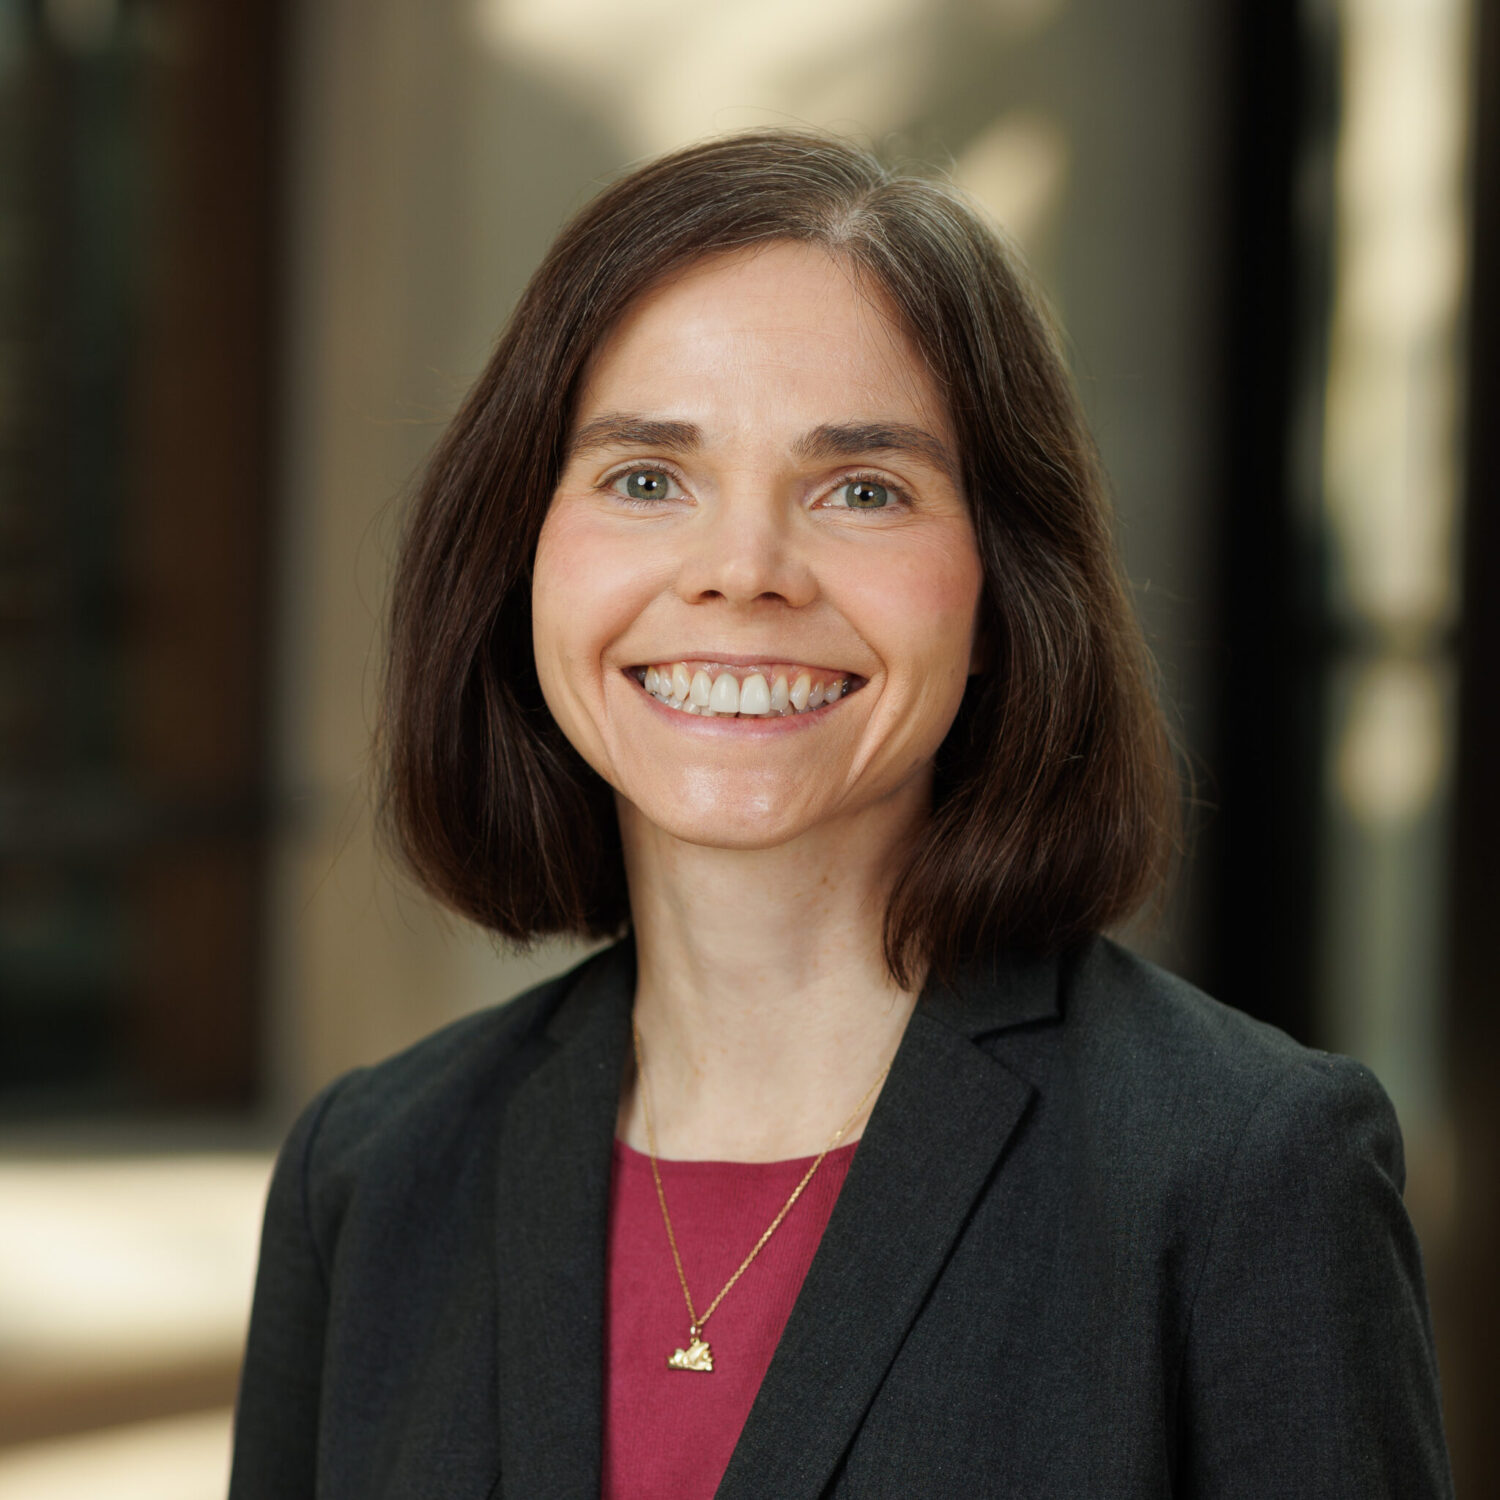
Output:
[667, 1332, 713, 1372]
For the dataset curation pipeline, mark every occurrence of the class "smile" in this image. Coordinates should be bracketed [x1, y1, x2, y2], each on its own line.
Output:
[628, 660, 865, 718]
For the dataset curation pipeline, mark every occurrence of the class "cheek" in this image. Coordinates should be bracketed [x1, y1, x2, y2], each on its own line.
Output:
[531, 507, 654, 690]
[856, 529, 984, 677]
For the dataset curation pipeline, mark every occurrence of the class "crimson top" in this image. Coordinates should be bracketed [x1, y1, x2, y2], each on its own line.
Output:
[603, 1137, 860, 1500]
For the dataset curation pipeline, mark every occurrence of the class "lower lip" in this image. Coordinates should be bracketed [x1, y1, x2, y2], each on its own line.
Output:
[623, 671, 862, 734]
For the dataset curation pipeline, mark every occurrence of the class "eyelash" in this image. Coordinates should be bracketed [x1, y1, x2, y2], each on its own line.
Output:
[598, 463, 912, 512]
[600, 464, 686, 509]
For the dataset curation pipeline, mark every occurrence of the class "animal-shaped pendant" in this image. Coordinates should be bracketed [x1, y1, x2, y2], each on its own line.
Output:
[667, 1332, 713, 1371]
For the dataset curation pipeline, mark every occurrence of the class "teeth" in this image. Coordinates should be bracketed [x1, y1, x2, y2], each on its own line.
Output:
[739, 674, 771, 715]
[709, 672, 741, 713]
[639, 663, 853, 719]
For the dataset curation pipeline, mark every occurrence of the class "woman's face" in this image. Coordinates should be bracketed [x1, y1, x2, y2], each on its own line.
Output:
[532, 241, 984, 852]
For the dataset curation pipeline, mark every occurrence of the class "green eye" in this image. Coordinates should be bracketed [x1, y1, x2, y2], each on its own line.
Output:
[620, 469, 673, 501]
[842, 480, 890, 509]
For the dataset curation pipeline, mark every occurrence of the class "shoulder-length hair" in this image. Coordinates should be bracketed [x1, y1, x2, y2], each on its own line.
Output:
[380, 129, 1178, 988]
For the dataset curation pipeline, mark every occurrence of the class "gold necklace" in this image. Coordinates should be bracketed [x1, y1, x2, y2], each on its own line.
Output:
[630, 1020, 893, 1373]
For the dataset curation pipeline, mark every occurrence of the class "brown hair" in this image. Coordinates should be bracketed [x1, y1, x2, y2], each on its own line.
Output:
[380, 129, 1178, 987]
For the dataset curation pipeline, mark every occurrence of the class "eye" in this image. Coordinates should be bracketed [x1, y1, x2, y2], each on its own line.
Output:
[836, 479, 891, 510]
[610, 467, 679, 503]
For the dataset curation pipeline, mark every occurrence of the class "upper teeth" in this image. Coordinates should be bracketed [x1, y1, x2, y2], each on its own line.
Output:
[640, 663, 853, 717]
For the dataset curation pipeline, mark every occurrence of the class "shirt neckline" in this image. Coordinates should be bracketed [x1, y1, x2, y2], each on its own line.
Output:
[612, 1136, 861, 1174]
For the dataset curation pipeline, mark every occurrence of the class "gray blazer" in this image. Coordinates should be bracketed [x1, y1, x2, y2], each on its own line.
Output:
[228, 935, 1452, 1498]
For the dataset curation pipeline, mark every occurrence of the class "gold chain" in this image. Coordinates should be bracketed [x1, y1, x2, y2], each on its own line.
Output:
[631, 1020, 893, 1338]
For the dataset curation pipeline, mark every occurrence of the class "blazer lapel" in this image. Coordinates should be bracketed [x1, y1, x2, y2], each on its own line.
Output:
[493, 941, 635, 1500]
[715, 951, 1060, 1500]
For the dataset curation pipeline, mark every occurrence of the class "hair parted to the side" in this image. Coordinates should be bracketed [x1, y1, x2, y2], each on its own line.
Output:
[379, 129, 1179, 988]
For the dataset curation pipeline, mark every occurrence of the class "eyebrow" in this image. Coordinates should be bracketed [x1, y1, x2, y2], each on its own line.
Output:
[564, 413, 958, 480]
[792, 422, 958, 481]
[565, 415, 702, 460]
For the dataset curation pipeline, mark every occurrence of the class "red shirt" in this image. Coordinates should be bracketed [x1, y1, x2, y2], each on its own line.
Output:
[602, 1136, 859, 1499]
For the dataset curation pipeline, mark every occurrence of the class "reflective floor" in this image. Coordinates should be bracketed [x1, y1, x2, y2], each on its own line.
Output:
[0, 1408, 234, 1500]
[0, 1155, 270, 1471]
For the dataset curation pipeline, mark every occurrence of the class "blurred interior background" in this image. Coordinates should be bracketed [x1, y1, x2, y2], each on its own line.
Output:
[0, 0, 1495, 1493]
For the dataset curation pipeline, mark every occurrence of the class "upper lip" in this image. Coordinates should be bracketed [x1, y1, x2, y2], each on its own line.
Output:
[627, 651, 861, 674]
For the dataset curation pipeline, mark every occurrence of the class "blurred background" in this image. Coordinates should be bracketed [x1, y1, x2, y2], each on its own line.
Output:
[0, 0, 1494, 1492]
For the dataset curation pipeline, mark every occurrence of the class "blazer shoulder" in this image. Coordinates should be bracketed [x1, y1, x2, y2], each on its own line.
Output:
[293, 943, 617, 1191]
[1058, 936, 1399, 1171]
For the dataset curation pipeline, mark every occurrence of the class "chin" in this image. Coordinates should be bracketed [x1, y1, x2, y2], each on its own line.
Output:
[630, 792, 822, 852]
[675, 823, 808, 853]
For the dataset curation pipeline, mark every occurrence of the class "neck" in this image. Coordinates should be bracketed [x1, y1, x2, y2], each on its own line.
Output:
[615, 792, 926, 1162]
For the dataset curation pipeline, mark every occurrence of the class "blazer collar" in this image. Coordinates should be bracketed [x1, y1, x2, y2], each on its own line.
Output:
[912, 944, 1062, 1038]
[492, 942, 636, 1500]
[542, 935, 1062, 1046]
[494, 935, 1062, 1500]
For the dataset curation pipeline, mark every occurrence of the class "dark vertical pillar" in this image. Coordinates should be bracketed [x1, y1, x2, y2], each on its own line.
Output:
[124, 0, 284, 1105]
[1201, 0, 1336, 1046]
[1444, 0, 1500, 1485]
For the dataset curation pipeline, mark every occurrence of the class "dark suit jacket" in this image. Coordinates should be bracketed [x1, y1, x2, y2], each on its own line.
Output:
[228, 935, 1452, 1498]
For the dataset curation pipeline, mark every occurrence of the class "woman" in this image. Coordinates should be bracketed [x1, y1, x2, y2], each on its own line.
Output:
[229, 132, 1451, 1498]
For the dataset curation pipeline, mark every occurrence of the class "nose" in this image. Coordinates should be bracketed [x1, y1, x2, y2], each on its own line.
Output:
[673, 489, 818, 609]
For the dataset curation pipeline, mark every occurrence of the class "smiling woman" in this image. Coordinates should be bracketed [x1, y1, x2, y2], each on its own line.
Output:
[228, 133, 1452, 1499]
[533, 242, 985, 864]
[377, 138, 1174, 992]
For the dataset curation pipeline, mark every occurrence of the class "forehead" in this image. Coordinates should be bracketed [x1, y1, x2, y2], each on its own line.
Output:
[573, 242, 953, 441]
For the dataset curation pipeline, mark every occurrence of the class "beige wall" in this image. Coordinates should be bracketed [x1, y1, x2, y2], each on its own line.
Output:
[266, 0, 1223, 1114]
